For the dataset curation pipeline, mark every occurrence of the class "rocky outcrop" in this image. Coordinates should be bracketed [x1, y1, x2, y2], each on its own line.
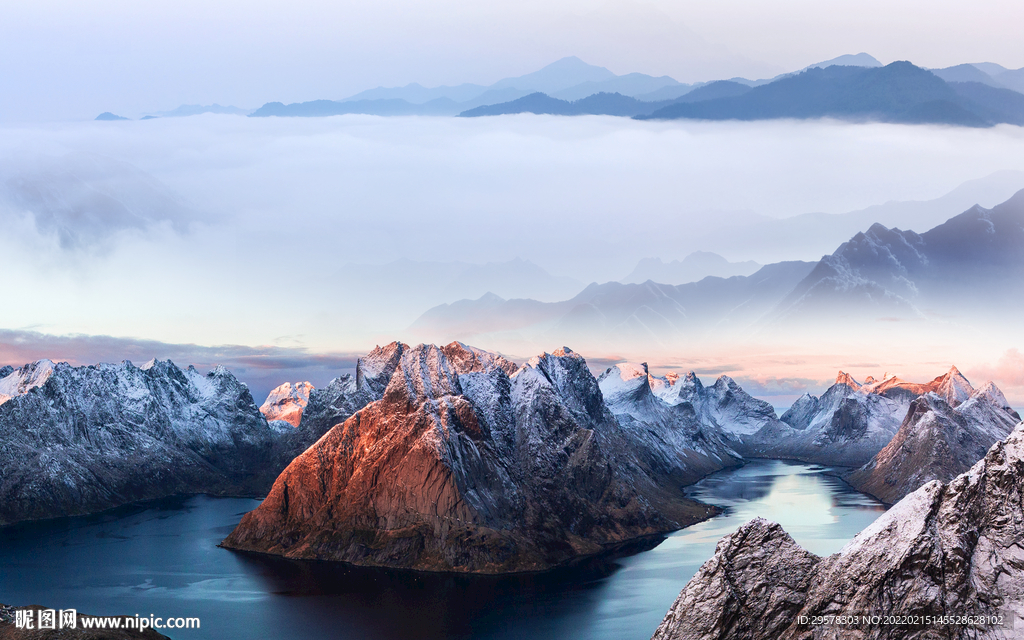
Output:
[651, 518, 819, 640]
[0, 604, 169, 639]
[745, 367, 975, 467]
[0, 359, 278, 525]
[598, 363, 743, 484]
[846, 381, 1020, 503]
[222, 343, 716, 573]
[652, 420, 1024, 640]
[259, 381, 314, 427]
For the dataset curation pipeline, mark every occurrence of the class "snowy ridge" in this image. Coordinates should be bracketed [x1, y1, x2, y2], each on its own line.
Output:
[0, 358, 280, 525]
[597, 363, 743, 484]
[0, 360, 56, 406]
[643, 368, 781, 437]
[846, 376, 1021, 503]
[757, 366, 984, 467]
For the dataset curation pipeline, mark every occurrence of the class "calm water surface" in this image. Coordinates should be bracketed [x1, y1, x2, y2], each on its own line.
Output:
[0, 460, 885, 639]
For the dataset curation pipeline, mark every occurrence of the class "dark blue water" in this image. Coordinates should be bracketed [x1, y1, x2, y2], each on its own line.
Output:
[0, 460, 886, 639]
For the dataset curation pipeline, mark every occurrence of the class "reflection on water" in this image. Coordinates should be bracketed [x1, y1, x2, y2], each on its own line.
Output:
[0, 460, 885, 640]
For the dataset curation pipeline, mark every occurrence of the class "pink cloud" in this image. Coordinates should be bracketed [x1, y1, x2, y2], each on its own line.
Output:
[972, 349, 1024, 387]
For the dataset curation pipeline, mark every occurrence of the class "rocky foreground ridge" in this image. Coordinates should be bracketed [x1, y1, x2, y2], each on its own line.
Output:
[651, 420, 1024, 640]
[222, 342, 718, 573]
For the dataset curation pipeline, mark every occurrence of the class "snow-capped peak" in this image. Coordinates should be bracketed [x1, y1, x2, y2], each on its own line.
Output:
[0, 359, 56, 406]
[597, 363, 651, 404]
[931, 365, 974, 407]
[260, 381, 314, 427]
[834, 371, 862, 389]
[971, 380, 1014, 413]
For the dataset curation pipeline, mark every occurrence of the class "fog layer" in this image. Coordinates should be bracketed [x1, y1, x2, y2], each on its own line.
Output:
[2, 115, 1023, 405]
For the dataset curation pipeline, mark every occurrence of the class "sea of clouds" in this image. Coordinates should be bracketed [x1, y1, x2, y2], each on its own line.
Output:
[2, 114, 1023, 404]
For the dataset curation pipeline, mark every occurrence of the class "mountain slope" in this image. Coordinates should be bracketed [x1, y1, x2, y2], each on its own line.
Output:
[222, 343, 718, 573]
[745, 367, 982, 467]
[621, 253, 760, 285]
[0, 359, 278, 525]
[846, 382, 1020, 503]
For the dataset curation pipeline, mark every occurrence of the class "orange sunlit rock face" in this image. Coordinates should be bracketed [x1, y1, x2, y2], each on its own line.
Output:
[223, 342, 716, 573]
[260, 381, 314, 427]
[839, 365, 975, 407]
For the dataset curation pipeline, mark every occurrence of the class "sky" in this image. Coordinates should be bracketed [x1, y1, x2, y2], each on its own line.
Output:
[2, 0, 1024, 121]
[2, 1, 1024, 406]
[1, 115, 1023, 405]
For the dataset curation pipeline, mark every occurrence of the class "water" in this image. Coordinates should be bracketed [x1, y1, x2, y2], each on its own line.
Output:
[0, 460, 886, 639]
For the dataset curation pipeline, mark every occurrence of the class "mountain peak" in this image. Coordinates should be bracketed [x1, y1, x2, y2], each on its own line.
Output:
[541, 56, 600, 71]
[835, 371, 861, 388]
[929, 365, 975, 406]
[805, 52, 882, 70]
[491, 57, 616, 94]
[260, 381, 314, 427]
[0, 360, 57, 406]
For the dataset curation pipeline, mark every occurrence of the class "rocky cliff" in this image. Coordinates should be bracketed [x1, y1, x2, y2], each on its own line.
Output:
[0, 358, 278, 525]
[222, 343, 716, 573]
[846, 380, 1020, 503]
[651, 420, 1024, 640]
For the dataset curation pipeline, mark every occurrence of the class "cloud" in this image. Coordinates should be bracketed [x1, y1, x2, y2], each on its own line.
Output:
[0, 152, 199, 250]
[0, 116, 1023, 382]
[971, 348, 1024, 388]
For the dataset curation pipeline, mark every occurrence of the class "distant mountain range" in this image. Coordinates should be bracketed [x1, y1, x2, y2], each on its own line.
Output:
[457, 80, 753, 117]
[101, 54, 1024, 125]
[466, 62, 1024, 127]
[637, 62, 1024, 126]
[768, 188, 1024, 322]
[621, 253, 761, 285]
[407, 189, 1024, 353]
[149, 104, 253, 117]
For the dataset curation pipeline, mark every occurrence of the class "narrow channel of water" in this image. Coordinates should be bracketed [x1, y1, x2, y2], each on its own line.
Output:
[0, 460, 886, 639]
